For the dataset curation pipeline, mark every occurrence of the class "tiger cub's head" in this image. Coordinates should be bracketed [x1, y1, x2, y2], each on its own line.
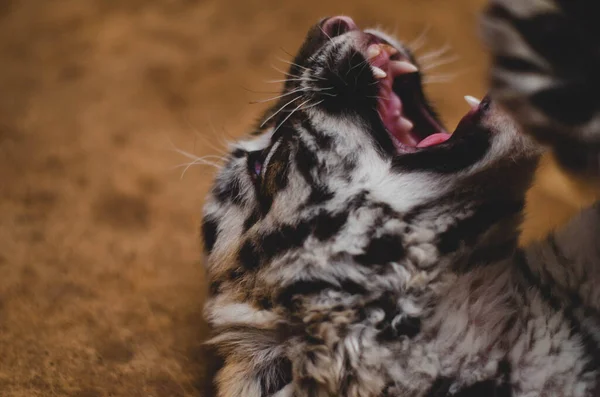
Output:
[202, 17, 539, 307]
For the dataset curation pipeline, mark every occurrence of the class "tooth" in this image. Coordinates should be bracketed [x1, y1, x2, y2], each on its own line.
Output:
[371, 66, 387, 79]
[367, 44, 381, 59]
[390, 61, 418, 75]
[398, 117, 414, 131]
[380, 44, 399, 55]
[464, 95, 481, 110]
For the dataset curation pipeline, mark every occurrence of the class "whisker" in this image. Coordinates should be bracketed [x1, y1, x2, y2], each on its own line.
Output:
[276, 56, 312, 72]
[422, 74, 457, 84]
[249, 88, 308, 104]
[265, 78, 316, 84]
[418, 44, 452, 63]
[301, 99, 324, 112]
[311, 86, 334, 92]
[182, 118, 229, 156]
[270, 64, 306, 80]
[260, 95, 303, 127]
[279, 47, 295, 58]
[242, 86, 282, 94]
[176, 158, 222, 179]
[168, 140, 225, 163]
[421, 55, 460, 72]
[270, 64, 326, 81]
[318, 26, 334, 44]
[168, 144, 200, 161]
[407, 25, 431, 53]
[271, 98, 312, 135]
[346, 56, 370, 76]
[167, 139, 224, 179]
[356, 58, 372, 81]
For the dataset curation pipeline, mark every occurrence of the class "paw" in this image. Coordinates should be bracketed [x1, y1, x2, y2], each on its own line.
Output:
[482, 0, 600, 173]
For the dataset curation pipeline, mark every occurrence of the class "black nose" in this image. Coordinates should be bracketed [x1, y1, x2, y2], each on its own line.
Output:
[321, 16, 357, 38]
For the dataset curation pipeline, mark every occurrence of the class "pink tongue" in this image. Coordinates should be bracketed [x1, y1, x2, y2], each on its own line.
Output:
[416, 133, 451, 148]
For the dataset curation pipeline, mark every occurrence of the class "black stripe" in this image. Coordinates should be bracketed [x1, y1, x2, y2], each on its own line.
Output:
[552, 138, 600, 176]
[209, 280, 222, 295]
[306, 186, 334, 206]
[451, 359, 512, 397]
[313, 210, 349, 241]
[301, 118, 332, 150]
[238, 221, 313, 273]
[354, 234, 405, 267]
[546, 233, 571, 266]
[514, 249, 561, 310]
[554, 0, 600, 43]
[424, 377, 454, 397]
[260, 221, 312, 262]
[231, 148, 246, 158]
[228, 267, 245, 282]
[486, 3, 515, 22]
[258, 140, 291, 214]
[239, 240, 261, 271]
[213, 174, 244, 205]
[437, 200, 524, 255]
[276, 280, 338, 309]
[531, 83, 597, 125]
[489, 5, 583, 73]
[202, 217, 219, 253]
[462, 237, 518, 271]
[377, 315, 421, 341]
[294, 139, 319, 187]
[243, 209, 261, 232]
[453, 381, 500, 397]
[495, 55, 542, 74]
[276, 279, 366, 310]
[260, 357, 292, 397]
[239, 208, 351, 272]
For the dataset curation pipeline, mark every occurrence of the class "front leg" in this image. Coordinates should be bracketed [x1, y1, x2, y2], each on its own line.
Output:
[482, 0, 600, 176]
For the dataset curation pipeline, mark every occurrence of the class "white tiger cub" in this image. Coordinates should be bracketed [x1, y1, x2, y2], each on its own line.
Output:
[201, 1, 600, 396]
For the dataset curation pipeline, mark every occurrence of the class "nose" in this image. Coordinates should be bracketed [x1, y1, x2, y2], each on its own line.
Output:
[321, 16, 357, 38]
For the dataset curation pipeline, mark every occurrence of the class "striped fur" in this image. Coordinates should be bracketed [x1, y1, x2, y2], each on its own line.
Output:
[202, 5, 600, 396]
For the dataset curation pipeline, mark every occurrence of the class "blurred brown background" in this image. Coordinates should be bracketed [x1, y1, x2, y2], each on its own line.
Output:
[0, 0, 595, 396]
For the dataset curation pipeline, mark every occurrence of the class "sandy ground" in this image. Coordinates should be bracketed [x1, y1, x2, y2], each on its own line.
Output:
[0, 0, 595, 396]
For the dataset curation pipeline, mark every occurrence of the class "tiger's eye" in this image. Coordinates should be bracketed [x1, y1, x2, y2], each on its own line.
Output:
[254, 160, 263, 176]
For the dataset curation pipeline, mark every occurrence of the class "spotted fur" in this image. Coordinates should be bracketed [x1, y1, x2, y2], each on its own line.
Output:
[202, 4, 600, 396]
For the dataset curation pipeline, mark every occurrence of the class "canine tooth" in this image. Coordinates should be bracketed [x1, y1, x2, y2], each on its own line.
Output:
[367, 44, 381, 59]
[371, 66, 387, 79]
[390, 61, 418, 75]
[464, 95, 481, 110]
[398, 117, 414, 131]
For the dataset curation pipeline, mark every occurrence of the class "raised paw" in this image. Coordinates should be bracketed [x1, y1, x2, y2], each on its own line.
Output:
[481, 0, 600, 173]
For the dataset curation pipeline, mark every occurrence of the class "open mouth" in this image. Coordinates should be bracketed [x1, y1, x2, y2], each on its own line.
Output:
[315, 16, 484, 155]
[365, 36, 454, 153]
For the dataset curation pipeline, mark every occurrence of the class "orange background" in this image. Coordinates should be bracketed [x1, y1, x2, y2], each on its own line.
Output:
[0, 0, 594, 395]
